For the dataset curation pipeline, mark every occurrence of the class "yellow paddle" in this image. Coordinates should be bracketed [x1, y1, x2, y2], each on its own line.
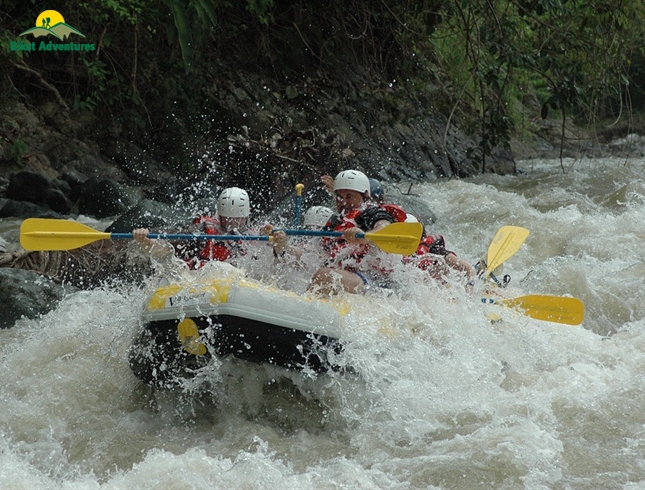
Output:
[363, 221, 423, 255]
[19, 218, 274, 252]
[283, 221, 424, 255]
[485, 225, 530, 277]
[482, 294, 585, 325]
[20, 218, 424, 255]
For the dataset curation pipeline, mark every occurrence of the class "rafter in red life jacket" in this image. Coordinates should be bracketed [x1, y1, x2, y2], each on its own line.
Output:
[187, 215, 246, 268]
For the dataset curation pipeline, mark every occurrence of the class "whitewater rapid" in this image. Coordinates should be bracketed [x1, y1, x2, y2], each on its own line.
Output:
[1, 156, 644, 489]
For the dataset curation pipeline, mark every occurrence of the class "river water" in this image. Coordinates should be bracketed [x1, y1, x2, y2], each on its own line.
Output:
[1, 156, 644, 489]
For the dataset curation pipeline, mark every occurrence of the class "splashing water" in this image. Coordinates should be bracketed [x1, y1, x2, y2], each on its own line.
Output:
[1, 157, 644, 489]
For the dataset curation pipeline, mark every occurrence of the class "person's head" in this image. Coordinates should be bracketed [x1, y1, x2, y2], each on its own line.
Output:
[369, 178, 385, 204]
[217, 187, 250, 230]
[303, 206, 334, 229]
[333, 170, 370, 214]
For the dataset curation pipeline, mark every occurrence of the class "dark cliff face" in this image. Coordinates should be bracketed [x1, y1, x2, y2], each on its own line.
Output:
[2, 62, 643, 222]
[0, 65, 516, 221]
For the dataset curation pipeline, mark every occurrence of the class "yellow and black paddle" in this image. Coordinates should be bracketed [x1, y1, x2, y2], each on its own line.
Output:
[20, 218, 424, 255]
[482, 294, 585, 325]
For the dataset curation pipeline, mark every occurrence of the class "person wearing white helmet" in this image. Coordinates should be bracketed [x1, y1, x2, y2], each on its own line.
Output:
[214, 186, 251, 231]
[318, 171, 475, 287]
[321, 174, 384, 204]
[303, 205, 334, 229]
[270, 205, 334, 262]
[306, 169, 401, 295]
[272, 172, 371, 261]
[133, 186, 255, 268]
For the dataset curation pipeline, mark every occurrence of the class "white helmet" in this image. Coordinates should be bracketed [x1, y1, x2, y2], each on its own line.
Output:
[217, 187, 250, 218]
[303, 206, 334, 227]
[404, 214, 419, 223]
[333, 170, 370, 195]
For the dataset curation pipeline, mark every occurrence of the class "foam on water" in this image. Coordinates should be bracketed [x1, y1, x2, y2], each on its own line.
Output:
[1, 157, 645, 489]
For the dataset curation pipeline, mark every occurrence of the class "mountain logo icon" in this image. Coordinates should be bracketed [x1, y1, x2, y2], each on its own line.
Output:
[19, 10, 85, 41]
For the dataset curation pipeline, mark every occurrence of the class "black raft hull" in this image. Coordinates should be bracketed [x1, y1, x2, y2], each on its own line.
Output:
[128, 273, 349, 387]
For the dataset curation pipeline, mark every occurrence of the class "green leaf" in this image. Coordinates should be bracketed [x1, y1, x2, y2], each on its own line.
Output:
[166, 0, 194, 73]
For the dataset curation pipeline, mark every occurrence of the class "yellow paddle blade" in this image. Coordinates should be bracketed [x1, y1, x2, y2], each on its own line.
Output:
[364, 222, 424, 255]
[501, 294, 585, 325]
[177, 318, 207, 356]
[486, 226, 530, 274]
[20, 218, 111, 251]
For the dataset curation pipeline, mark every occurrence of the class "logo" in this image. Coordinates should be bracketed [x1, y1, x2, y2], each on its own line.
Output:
[11, 10, 95, 52]
[20, 10, 84, 40]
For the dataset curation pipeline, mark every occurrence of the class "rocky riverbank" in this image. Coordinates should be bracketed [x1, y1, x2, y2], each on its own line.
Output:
[2, 96, 643, 226]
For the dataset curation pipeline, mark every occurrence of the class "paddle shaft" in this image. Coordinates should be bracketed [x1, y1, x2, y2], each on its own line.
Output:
[112, 230, 379, 241]
[293, 183, 304, 229]
[283, 229, 366, 238]
[135, 229, 380, 241]
[119, 232, 270, 241]
[22, 230, 271, 242]
[29, 230, 372, 241]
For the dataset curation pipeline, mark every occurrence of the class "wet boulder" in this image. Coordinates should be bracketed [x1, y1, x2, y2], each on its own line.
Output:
[0, 268, 74, 329]
[107, 198, 194, 233]
[5, 171, 73, 215]
[77, 178, 141, 218]
[6, 171, 52, 203]
[0, 199, 63, 219]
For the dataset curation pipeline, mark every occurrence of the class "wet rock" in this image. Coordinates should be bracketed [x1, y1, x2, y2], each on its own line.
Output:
[6, 171, 53, 203]
[42, 188, 72, 214]
[5, 171, 74, 215]
[77, 178, 141, 218]
[62, 154, 128, 182]
[0, 268, 74, 329]
[0, 199, 62, 219]
[107, 198, 192, 233]
[102, 139, 178, 185]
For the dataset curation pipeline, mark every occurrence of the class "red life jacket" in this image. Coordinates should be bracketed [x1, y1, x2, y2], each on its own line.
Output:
[321, 209, 372, 269]
[381, 203, 408, 223]
[188, 215, 244, 268]
[404, 233, 456, 273]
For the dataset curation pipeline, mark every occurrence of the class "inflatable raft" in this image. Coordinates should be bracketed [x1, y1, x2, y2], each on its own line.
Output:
[128, 265, 350, 387]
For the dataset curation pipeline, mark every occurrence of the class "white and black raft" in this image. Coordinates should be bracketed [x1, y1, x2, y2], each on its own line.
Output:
[16, 218, 423, 387]
[128, 265, 350, 387]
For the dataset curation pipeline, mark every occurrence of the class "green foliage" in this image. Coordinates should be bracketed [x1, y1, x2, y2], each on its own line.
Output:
[430, 0, 645, 170]
[246, 0, 274, 25]
[159, 0, 276, 73]
[77, 0, 144, 24]
[10, 139, 27, 164]
[165, 0, 194, 72]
